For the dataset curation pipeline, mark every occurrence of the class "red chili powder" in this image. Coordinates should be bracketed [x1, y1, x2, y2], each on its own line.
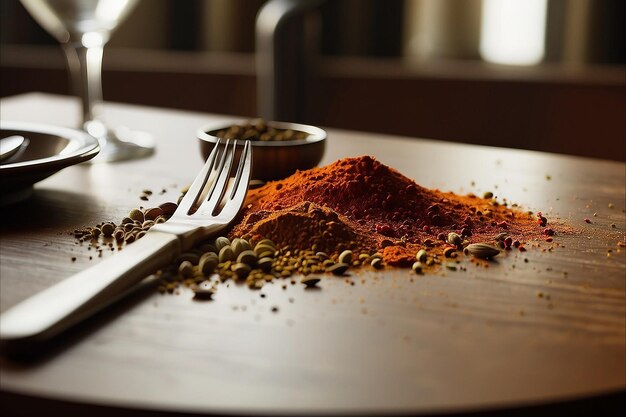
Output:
[232, 156, 551, 266]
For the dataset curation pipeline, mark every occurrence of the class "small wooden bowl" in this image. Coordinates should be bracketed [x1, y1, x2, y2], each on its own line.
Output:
[197, 120, 326, 181]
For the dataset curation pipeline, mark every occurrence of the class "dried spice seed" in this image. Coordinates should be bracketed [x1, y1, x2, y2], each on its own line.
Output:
[232, 263, 252, 279]
[327, 263, 350, 276]
[231, 239, 248, 258]
[258, 250, 275, 259]
[447, 233, 462, 246]
[215, 119, 309, 142]
[254, 244, 276, 257]
[144, 207, 163, 221]
[338, 250, 353, 264]
[218, 246, 235, 263]
[445, 263, 458, 271]
[256, 238, 276, 249]
[371, 258, 383, 269]
[178, 261, 193, 277]
[113, 229, 125, 241]
[412, 261, 423, 274]
[464, 243, 501, 259]
[158, 202, 178, 215]
[215, 237, 231, 252]
[237, 250, 258, 266]
[129, 208, 144, 223]
[101, 223, 115, 237]
[495, 232, 508, 241]
[301, 276, 321, 287]
[257, 257, 273, 272]
[199, 256, 218, 275]
[239, 239, 252, 252]
[192, 286, 215, 301]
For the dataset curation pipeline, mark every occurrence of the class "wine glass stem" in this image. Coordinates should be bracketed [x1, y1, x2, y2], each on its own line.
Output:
[62, 42, 104, 128]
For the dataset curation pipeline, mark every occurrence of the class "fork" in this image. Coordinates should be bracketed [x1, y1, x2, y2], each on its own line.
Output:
[0, 139, 252, 346]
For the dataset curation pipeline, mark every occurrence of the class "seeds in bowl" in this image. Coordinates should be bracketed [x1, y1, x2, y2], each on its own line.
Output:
[214, 119, 308, 142]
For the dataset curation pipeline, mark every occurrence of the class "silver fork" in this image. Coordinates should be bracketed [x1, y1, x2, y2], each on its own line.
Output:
[0, 139, 252, 345]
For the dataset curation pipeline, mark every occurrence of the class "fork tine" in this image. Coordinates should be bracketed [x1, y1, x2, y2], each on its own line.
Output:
[229, 139, 252, 200]
[176, 138, 227, 214]
[201, 139, 237, 214]
[222, 139, 252, 214]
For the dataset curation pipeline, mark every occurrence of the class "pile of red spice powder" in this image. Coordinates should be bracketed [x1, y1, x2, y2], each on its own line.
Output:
[231, 156, 550, 266]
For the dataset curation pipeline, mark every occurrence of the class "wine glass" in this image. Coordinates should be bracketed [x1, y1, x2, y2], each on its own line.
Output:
[19, 0, 154, 162]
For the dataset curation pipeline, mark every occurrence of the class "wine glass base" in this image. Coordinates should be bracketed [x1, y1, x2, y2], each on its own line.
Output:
[90, 127, 155, 163]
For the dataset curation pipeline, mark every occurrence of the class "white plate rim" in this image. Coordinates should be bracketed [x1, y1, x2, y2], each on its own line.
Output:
[0, 120, 99, 170]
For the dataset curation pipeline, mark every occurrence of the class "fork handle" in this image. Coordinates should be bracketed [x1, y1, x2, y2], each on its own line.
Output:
[0, 231, 180, 346]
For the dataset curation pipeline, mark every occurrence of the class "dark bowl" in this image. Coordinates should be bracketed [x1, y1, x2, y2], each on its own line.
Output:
[197, 120, 326, 181]
[0, 121, 99, 204]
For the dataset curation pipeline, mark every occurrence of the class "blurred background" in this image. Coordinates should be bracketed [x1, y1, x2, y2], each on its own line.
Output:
[1, 0, 624, 160]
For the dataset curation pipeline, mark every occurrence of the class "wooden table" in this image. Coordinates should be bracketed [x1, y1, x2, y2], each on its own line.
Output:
[1, 93, 624, 416]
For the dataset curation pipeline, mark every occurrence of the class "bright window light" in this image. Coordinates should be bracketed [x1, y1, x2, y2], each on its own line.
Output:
[480, 0, 548, 65]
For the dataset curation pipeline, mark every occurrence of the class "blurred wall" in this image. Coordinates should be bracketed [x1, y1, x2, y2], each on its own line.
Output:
[1, 0, 624, 161]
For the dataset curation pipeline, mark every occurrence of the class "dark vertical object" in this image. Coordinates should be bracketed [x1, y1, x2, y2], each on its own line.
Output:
[319, 1, 342, 55]
[256, 0, 324, 123]
[319, 0, 374, 56]
[0, 0, 20, 44]
[590, 0, 625, 64]
[369, 0, 404, 56]
[168, 0, 201, 50]
[319, 0, 403, 57]
[544, 0, 567, 62]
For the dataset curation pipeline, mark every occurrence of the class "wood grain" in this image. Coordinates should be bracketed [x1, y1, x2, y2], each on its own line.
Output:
[0, 93, 624, 416]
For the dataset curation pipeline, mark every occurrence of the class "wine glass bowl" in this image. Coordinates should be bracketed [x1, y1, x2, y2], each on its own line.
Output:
[19, 0, 154, 162]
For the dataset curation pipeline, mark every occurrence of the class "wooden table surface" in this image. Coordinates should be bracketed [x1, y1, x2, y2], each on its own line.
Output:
[1, 93, 624, 416]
